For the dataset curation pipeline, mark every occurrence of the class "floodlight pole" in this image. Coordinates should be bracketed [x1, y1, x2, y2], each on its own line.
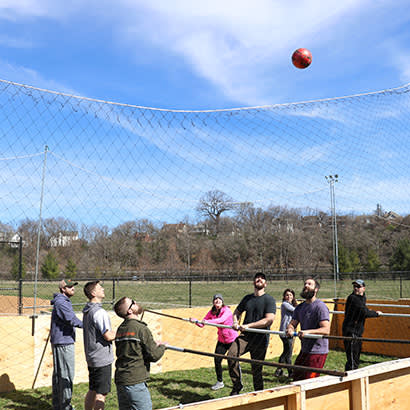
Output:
[326, 175, 339, 297]
[32, 145, 48, 335]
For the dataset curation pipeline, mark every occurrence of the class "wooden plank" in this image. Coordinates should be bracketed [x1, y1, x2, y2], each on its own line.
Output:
[351, 376, 369, 410]
[160, 385, 300, 410]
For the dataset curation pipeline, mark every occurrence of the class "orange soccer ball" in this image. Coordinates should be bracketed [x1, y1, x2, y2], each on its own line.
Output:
[292, 48, 312, 69]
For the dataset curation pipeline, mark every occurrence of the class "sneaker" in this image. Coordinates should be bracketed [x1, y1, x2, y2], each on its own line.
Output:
[230, 385, 243, 396]
[275, 368, 283, 377]
[211, 381, 224, 390]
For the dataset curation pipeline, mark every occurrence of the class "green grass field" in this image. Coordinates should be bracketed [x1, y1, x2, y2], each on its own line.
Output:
[0, 350, 397, 409]
[1, 278, 408, 312]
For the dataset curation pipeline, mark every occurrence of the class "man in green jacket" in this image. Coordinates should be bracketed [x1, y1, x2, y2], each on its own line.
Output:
[113, 297, 166, 410]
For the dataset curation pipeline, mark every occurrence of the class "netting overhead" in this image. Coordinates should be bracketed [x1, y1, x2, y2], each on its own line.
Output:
[0, 79, 410, 229]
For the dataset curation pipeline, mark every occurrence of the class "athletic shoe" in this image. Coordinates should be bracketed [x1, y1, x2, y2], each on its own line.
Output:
[211, 381, 224, 390]
[230, 386, 243, 396]
[274, 368, 283, 377]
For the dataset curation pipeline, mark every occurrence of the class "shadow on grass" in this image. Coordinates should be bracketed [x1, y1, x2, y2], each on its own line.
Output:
[0, 390, 52, 410]
[151, 375, 215, 403]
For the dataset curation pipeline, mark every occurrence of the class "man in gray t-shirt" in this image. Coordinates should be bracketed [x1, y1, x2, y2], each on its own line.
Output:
[83, 281, 116, 410]
[286, 278, 330, 381]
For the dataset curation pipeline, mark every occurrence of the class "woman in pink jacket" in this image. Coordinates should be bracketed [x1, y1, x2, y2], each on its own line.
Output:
[190, 293, 238, 391]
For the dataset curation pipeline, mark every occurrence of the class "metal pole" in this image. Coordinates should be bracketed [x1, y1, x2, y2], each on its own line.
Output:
[18, 235, 23, 315]
[326, 175, 339, 298]
[32, 145, 48, 335]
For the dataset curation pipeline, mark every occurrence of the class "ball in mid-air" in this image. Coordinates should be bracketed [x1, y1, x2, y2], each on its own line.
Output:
[292, 48, 312, 69]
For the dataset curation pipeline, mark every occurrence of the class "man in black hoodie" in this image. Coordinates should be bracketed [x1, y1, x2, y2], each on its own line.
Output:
[342, 279, 382, 371]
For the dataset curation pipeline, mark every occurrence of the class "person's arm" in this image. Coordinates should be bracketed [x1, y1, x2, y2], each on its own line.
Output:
[286, 319, 299, 337]
[298, 319, 330, 338]
[204, 306, 232, 325]
[141, 327, 166, 362]
[57, 302, 83, 328]
[95, 309, 116, 341]
[283, 301, 295, 313]
[364, 306, 382, 318]
[239, 312, 275, 331]
[103, 329, 116, 341]
[232, 308, 243, 330]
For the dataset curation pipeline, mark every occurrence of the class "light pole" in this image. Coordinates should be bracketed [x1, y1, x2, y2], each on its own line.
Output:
[325, 175, 339, 297]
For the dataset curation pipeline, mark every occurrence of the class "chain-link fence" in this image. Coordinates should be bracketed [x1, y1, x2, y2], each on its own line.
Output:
[0, 271, 408, 317]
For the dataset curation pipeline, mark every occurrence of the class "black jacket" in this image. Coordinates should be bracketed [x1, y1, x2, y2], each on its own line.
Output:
[342, 292, 378, 336]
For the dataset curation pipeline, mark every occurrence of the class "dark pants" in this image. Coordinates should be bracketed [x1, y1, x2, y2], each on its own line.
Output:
[227, 336, 267, 392]
[344, 334, 362, 371]
[277, 337, 294, 376]
[215, 341, 233, 382]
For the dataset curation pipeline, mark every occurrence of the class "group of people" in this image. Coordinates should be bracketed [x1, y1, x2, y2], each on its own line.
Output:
[51, 279, 165, 410]
[50, 274, 382, 409]
[191, 274, 382, 395]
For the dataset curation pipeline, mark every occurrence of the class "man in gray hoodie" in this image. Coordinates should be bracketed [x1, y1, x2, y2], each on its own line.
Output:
[82, 281, 116, 410]
[50, 279, 83, 410]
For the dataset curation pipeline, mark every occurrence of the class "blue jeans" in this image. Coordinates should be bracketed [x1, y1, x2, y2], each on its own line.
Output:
[117, 382, 152, 410]
[52, 344, 75, 410]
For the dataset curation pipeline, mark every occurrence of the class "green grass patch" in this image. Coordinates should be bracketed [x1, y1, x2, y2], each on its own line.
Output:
[1, 278, 408, 312]
[0, 350, 397, 409]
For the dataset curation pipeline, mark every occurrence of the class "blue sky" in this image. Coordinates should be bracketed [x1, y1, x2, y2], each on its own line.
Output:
[1, 1, 410, 228]
[1, 1, 410, 109]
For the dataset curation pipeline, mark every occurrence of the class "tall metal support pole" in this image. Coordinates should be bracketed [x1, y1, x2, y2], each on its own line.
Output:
[326, 175, 339, 298]
[32, 145, 48, 335]
[18, 235, 23, 315]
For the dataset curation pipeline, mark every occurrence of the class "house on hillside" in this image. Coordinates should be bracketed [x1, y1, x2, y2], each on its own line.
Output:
[49, 231, 79, 247]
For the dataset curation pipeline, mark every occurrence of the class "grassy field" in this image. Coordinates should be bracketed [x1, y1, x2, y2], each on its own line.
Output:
[0, 350, 397, 409]
[0, 277, 408, 312]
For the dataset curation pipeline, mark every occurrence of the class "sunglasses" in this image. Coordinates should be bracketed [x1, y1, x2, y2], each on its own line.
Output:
[353, 284, 363, 288]
[128, 299, 136, 311]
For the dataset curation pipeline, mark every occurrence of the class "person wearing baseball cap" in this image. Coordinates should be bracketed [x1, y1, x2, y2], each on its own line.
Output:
[342, 279, 382, 371]
[50, 278, 83, 409]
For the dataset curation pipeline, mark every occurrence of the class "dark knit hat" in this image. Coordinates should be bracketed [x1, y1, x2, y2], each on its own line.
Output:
[213, 293, 224, 303]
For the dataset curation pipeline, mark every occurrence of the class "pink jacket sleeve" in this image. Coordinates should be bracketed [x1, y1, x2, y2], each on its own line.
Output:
[203, 306, 233, 325]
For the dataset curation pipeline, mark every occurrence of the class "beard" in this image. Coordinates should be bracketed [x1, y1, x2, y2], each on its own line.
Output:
[300, 288, 315, 300]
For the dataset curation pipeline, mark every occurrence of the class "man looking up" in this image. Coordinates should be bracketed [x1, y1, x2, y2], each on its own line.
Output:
[114, 297, 166, 410]
[51, 279, 83, 410]
[343, 279, 382, 371]
[286, 278, 330, 381]
[83, 281, 116, 410]
[227, 272, 276, 395]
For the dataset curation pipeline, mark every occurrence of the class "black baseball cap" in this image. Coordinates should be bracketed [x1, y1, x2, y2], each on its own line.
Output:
[352, 279, 365, 287]
[254, 272, 266, 280]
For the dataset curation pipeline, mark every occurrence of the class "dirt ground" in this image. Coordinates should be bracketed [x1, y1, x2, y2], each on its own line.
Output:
[0, 295, 51, 314]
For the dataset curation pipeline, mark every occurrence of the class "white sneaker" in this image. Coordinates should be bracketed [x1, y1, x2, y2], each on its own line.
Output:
[211, 381, 224, 390]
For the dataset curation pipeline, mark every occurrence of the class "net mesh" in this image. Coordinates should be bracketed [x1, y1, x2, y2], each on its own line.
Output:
[0, 79, 409, 399]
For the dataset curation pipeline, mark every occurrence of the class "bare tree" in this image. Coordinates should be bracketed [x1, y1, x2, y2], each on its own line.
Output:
[196, 190, 234, 235]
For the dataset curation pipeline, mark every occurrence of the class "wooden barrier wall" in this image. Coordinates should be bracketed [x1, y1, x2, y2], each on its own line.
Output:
[160, 358, 410, 410]
[0, 299, 407, 394]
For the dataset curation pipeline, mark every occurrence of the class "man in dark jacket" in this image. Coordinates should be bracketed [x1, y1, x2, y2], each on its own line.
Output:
[342, 279, 382, 371]
[51, 279, 83, 410]
[113, 297, 166, 410]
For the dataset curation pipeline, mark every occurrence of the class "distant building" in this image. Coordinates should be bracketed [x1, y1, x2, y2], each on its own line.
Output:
[49, 231, 79, 247]
[0, 232, 24, 247]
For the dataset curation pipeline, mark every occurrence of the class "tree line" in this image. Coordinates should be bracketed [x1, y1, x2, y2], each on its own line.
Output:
[1, 191, 410, 280]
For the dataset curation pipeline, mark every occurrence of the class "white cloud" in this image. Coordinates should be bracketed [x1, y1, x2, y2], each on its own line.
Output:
[0, 59, 77, 94]
[114, 0, 371, 104]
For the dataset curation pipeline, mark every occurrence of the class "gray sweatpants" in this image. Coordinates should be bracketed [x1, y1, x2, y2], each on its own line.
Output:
[52, 344, 75, 410]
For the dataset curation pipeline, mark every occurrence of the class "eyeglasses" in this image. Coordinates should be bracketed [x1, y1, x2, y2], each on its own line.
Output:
[128, 299, 135, 311]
